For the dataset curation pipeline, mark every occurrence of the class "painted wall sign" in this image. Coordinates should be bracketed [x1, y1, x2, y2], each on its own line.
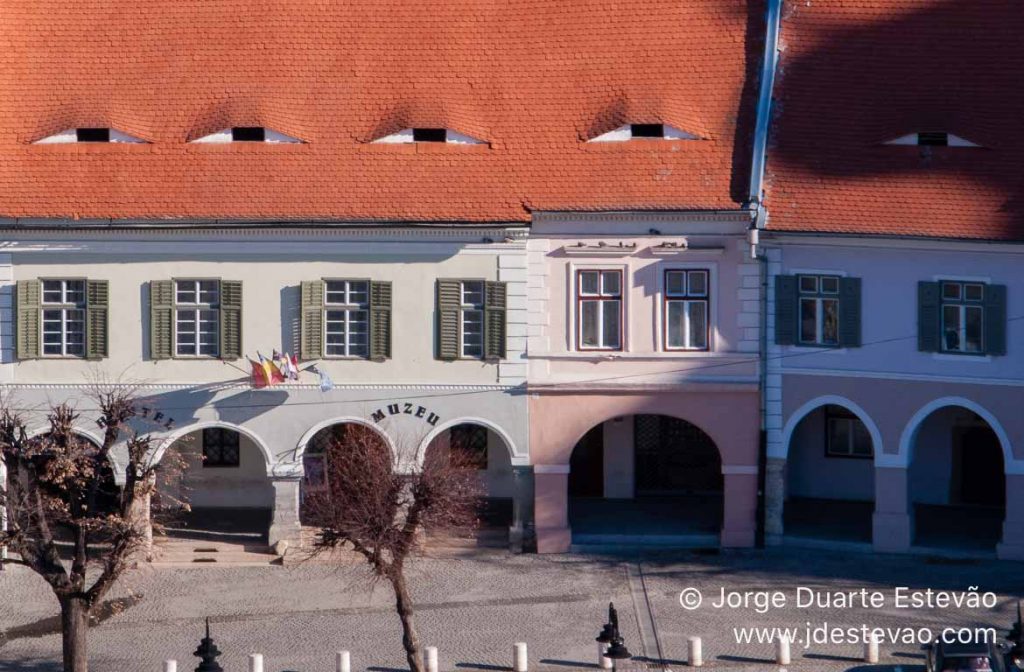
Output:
[370, 403, 440, 426]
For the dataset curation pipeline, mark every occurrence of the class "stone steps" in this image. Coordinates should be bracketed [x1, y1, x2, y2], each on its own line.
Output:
[150, 539, 280, 567]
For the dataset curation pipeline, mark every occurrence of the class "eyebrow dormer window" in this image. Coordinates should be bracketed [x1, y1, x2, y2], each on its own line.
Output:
[885, 132, 979, 148]
[590, 123, 698, 142]
[372, 128, 485, 145]
[33, 128, 146, 144]
[191, 127, 302, 144]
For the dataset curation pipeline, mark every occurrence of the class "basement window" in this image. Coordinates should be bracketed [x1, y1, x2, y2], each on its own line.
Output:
[884, 132, 979, 148]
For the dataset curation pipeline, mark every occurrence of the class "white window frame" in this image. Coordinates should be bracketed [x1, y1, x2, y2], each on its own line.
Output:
[662, 268, 710, 351]
[654, 262, 718, 355]
[824, 407, 873, 458]
[797, 274, 841, 347]
[174, 279, 220, 358]
[40, 278, 86, 358]
[939, 280, 986, 355]
[322, 279, 370, 359]
[575, 268, 624, 351]
[459, 280, 486, 359]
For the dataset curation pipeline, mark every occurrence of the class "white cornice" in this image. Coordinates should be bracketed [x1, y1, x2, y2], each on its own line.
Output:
[763, 232, 1024, 254]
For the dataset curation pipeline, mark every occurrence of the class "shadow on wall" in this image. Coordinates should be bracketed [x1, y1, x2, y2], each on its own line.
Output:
[771, 1, 1024, 236]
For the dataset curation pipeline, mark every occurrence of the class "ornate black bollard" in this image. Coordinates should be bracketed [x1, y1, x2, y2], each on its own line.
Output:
[194, 618, 224, 672]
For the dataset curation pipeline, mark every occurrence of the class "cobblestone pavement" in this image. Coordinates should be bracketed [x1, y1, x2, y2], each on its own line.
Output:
[1, 548, 1023, 672]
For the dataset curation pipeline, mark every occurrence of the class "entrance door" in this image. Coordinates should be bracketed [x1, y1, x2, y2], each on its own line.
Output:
[569, 425, 604, 497]
[958, 426, 1004, 506]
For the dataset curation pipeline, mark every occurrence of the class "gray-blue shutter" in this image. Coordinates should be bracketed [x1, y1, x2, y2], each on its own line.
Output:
[917, 281, 941, 352]
[774, 275, 797, 345]
[984, 284, 1007, 356]
[838, 277, 862, 348]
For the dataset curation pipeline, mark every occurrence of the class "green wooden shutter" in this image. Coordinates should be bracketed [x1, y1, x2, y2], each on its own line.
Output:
[16, 279, 40, 360]
[219, 280, 242, 360]
[150, 280, 174, 360]
[300, 280, 324, 360]
[484, 281, 507, 360]
[917, 281, 941, 352]
[984, 284, 1007, 356]
[838, 277, 862, 348]
[85, 280, 109, 360]
[774, 275, 797, 345]
[369, 281, 392, 361]
[436, 279, 462, 361]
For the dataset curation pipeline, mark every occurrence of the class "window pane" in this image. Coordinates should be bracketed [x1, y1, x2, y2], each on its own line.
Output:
[43, 309, 63, 354]
[65, 309, 85, 355]
[198, 309, 219, 355]
[942, 305, 961, 351]
[666, 301, 685, 347]
[602, 300, 621, 349]
[601, 271, 621, 297]
[688, 271, 708, 296]
[198, 280, 219, 305]
[688, 301, 708, 349]
[964, 306, 983, 352]
[349, 310, 369, 357]
[462, 309, 483, 357]
[325, 281, 348, 304]
[852, 420, 873, 456]
[64, 281, 85, 304]
[827, 418, 852, 455]
[42, 280, 63, 303]
[579, 271, 599, 295]
[462, 281, 484, 307]
[581, 300, 599, 347]
[800, 298, 817, 343]
[665, 271, 686, 296]
[349, 281, 369, 306]
[820, 276, 839, 295]
[964, 284, 984, 302]
[821, 299, 839, 345]
[176, 281, 196, 304]
[799, 276, 818, 294]
[325, 310, 347, 355]
[942, 282, 961, 300]
[176, 309, 196, 355]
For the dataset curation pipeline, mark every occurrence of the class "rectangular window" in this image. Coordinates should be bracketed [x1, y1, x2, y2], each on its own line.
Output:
[41, 279, 86, 357]
[825, 407, 873, 458]
[232, 127, 265, 142]
[940, 281, 984, 353]
[664, 269, 709, 350]
[323, 280, 369, 358]
[798, 274, 840, 346]
[577, 270, 623, 350]
[175, 279, 220, 357]
[460, 281, 485, 358]
[202, 427, 240, 467]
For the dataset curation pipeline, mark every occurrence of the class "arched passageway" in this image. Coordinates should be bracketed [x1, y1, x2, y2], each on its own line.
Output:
[567, 414, 723, 543]
[783, 404, 875, 543]
[909, 407, 1005, 551]
[155, 426, 274, 543]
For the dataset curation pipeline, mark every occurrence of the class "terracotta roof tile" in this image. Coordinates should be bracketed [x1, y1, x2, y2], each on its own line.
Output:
[0, 0, 761, 222]
[766, 0, 1024, 241]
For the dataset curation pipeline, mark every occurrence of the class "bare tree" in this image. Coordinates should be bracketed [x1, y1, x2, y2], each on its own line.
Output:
[304, 425, 483, 672]
[0, 388, 165, 672]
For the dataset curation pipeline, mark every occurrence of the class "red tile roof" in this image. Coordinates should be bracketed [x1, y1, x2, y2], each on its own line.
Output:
[0, 0, 760, 223]
[765, 1, 1024, 241]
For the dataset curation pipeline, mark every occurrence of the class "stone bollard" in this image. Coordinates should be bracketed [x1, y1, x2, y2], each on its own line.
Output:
[864, 634, 879, 664]
[163, 661, 177, 672]
[424, 646, 439, 672]
[688, 636, 703, 667]
[337, 650, 352, 672]
[513, 642, 528, 672]
[249, 653, 264, 672]
[776, 634, 791, 665]
[598, 642, 612, 670]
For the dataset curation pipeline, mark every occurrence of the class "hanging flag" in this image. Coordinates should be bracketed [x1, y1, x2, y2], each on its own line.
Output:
[258, 352, 285, 385]
[314, 365, 334, 392]
[274, 350, 290, 380]
[286, 352, 300, 380]
[248, 357, 269, 389]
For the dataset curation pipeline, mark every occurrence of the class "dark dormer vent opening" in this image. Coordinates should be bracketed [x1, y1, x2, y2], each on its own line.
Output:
[631, 124, 665, 138]
[917, 132, 948, 147]
[412, 128, 447, 143]
[232, 127, 266, 142]
[76, 128, 110, 142]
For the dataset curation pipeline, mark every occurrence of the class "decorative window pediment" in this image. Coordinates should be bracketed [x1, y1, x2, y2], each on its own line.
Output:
[191, 127, 302, 144]
[372, 128, 485, 145]
[589, 123, 699, 143]
[884, 132, 979, 148]
[33, 128, 146, 144]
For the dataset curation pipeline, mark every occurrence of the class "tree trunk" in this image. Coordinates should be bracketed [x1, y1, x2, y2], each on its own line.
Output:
[59, 595, 90, 672]
[388, 568, 424, 672]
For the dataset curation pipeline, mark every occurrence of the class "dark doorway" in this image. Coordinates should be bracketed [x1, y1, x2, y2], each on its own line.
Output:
[569, 424, 604, 497]
[634, 414, 722, 495]
[957, 426, 1004, 506]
